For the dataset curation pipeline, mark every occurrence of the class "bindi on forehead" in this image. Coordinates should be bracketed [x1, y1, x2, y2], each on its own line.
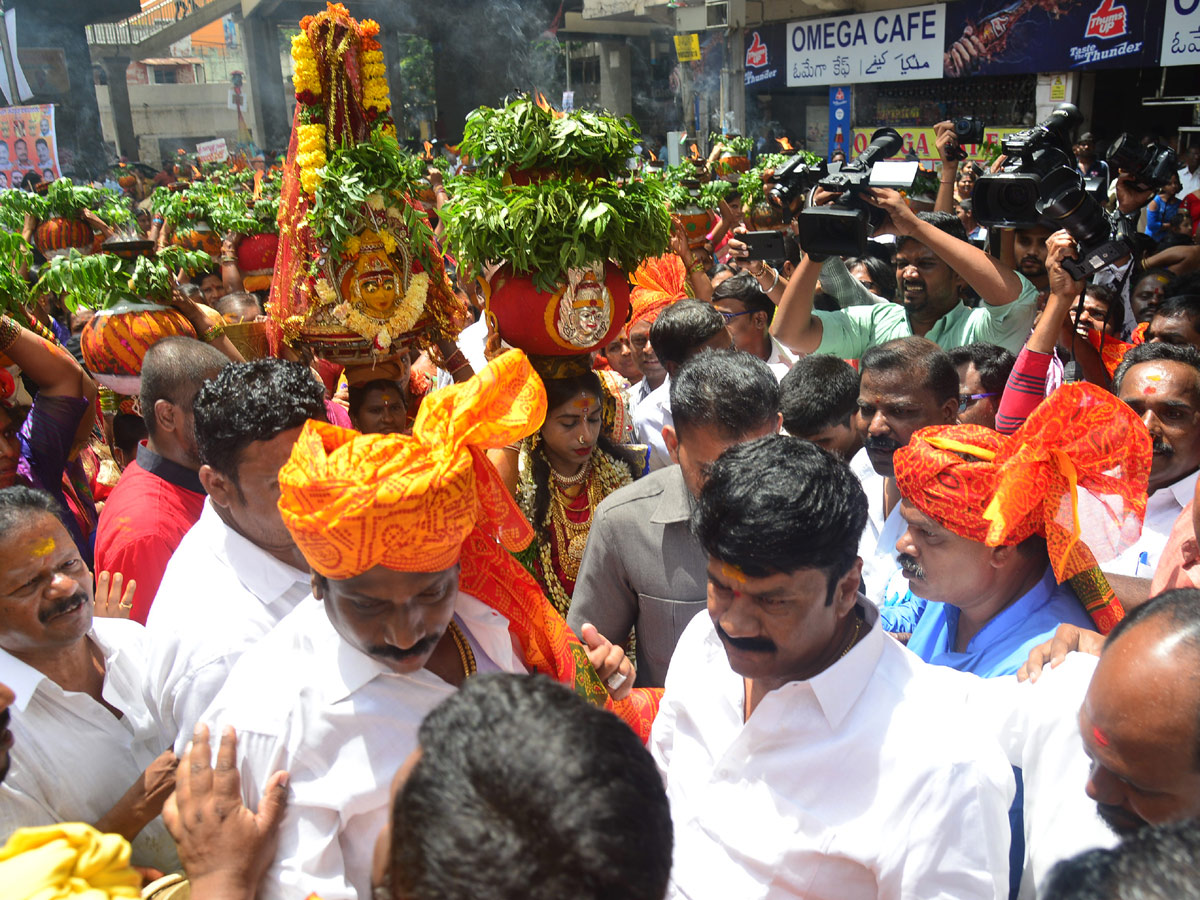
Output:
[1092, 725, 1110, 747]
[571, 394, 599, 411]
[718, 560, 748, 586]
[31, 536, 55, 558]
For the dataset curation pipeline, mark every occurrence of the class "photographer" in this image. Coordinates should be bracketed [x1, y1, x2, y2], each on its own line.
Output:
[771, 189, 1036, 359]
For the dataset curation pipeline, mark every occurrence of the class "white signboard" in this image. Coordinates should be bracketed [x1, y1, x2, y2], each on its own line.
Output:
[196, 138, 229, 164]
[1161, 0, 1200, 67]
[786, 5, 944, 87]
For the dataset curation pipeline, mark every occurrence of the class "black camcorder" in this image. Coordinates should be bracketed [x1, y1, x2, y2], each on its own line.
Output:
[972, 104, 1138, 280]
[1107, 133, 1177, 193]
[795, 128, 912, 257]
[767, 155, 828, 218]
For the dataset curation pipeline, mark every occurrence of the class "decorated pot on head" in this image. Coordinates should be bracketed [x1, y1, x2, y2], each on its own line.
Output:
[173, 220, 223, 258]
[266, 3, 462, 365]
[236, 232, 279, 293]
[81, 299, 197, 394]
[487, 260, 630, 357]
[35, 216, 93, 259]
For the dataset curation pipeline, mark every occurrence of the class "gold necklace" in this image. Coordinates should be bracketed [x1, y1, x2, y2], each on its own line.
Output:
[551, 458, 592, 487]
[548, 470, 603, 581]
[446, 620, 477, 678]
[838, 614, 863, 659]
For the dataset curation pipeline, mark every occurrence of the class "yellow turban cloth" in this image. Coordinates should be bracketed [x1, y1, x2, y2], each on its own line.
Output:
[0, 824, 141, 900]
[279, 349, 547, 578]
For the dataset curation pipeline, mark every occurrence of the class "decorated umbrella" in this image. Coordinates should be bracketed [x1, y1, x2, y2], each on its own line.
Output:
[267, 2, 461, 366]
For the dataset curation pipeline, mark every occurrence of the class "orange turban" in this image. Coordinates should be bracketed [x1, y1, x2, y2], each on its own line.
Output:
[278, 349, 547, 578]
[895, 382, 1152, 587]
[628, 254, 690, 332]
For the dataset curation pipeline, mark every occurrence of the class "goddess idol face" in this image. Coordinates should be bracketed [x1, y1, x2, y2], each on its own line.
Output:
[344, 252, 402, 319]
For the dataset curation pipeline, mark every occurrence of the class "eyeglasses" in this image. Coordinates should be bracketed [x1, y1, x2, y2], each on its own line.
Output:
[717, 310, 753, 324]
[958, 391, 999, 411]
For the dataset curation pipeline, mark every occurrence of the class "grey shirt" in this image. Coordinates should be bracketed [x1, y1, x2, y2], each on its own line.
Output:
[567, 465, 709, 688]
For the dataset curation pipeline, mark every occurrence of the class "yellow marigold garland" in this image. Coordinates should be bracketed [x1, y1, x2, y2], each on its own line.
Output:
[296, 122, 327, 196]
[290, 32, 320, 98]
[320, 270, 430, 351]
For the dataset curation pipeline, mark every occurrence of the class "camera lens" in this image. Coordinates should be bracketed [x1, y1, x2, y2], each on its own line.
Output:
[972, 173, 1042, 227]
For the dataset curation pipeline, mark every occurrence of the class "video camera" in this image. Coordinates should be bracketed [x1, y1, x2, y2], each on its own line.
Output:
[973, 104, 1149, 280]
[1106, 133, 1177, 193]
[795, 127, 916, 257]
[767, 155, 827, 217]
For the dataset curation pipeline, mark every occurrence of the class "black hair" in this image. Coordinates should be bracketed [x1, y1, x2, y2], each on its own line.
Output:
[766, 233, 801, 272]
[670, 348, 779, 441]
[1164, 271, 1197, 300]
[1103, 587, 1200, 768]
[198, 269, 222, 285]
[0, 485, 61, 542]
[391, 673, 673, 900]
[347, 378, 404, 422]
[691, 435, 868, 602]
[947, 343, 1017, 396]
[1154, 293, 1200, 330]
[649, 299, 727, 368]
[915, 210, 969, 243]
[707, 261, 737, 282]
[192, 359, 327, 490]
[139, 336, 230, 438]
[1112, 342, 1200, 396]
[529, 372, 640, 543]
[712, 272, 775, 324]
[780, 355, 859, 436]
[860, 336, 960, 405]
[843, 255, 897, 301]
[1041, 818, 1200, 900]
[112, 412, 148, 460]
[214, 291, 262, 320]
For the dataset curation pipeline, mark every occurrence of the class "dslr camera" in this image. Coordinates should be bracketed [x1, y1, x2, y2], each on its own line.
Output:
[796, 127, 916, 257]
[947, 116, 985, 161]
[1106, 133, 1177, 193]
[767, 154, 828, 218]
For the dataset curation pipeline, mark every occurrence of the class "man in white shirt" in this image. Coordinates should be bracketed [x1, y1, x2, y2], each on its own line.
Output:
[1178, 144, 1200, 200]
[1106, 345, 1200, 588]
[653, 435, 1014, 900]
[973, 587, 1200, 897]
[145, 359, 328, 752]
[633, 300, 732, 470]
[0, 487, 177, 872]
[200, 352, 638, 900]
[712, 272, 795, 381]
[851, 337, 959, 607]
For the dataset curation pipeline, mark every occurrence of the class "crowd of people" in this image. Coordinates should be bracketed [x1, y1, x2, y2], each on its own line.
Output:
[2, 103, 1200, 900]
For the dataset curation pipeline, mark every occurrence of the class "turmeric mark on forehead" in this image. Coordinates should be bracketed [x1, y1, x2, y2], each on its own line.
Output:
[31, 537, 55, 558]
[719, 561, 748, 586]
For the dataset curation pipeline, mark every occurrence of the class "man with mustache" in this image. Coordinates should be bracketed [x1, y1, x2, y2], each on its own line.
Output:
[143, 359, 327, 752]
[197, 352, 648, 900]
[850, 336, 958, 605]
[0, 486, 179, 873]
[891, 383, 1148, 678]
[771, 189, 1037, 358]
[1011, 225, 1052, 293]
[652, 435, 1014, 899]
[1105, 344, 1200, 593]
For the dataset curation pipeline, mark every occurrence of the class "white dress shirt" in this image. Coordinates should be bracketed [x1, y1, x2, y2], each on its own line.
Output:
[965, 653, 1116, 898]
[0, 618, 178, 872]
[634, 376, 673, 471]
[765, 335, 796, 381]
[201, 592, 526, 900]
[851, 447, 905, 605]
[1102, 469, 1199, 578]
[652, 606, 1015, 900]
[145, 500, 313, 751]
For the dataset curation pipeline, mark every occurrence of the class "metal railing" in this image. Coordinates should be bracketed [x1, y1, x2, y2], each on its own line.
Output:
[85, 0, 225, 47]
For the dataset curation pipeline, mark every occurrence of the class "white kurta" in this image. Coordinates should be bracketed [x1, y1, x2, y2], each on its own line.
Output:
[1102, 470, 1198, 578]
[145, 499, 313, 752]
[200, 593, 525, 900]
[0, 618, 178, 872]
[652, 606, 1015, 900]
[633, 376, 673, 472]
[851, 446, 905, 606]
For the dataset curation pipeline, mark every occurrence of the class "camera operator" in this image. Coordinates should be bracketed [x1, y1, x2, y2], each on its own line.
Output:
[771, 187, 1037, 359]
[1073, 133, 1109, 203]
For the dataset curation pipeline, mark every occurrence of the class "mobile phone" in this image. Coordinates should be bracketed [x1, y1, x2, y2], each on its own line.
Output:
[741, 230, 786, 261]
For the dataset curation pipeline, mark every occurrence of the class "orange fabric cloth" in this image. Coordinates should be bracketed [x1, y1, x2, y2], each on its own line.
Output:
[628, 254, 688, 331]
[278, 349, 547, 577]
[1085, 321, 1147, 378]
[895, 382, 1151, 585]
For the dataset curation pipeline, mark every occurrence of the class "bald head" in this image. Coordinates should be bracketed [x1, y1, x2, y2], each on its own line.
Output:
[1079, 589, 1200, 836]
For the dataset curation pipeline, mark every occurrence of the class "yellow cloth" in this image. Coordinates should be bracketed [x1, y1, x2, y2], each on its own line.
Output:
[278, 349, 547, 577]
[0, 824, 141, 900]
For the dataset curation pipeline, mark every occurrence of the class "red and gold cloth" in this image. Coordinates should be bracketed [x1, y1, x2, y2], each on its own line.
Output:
[894, 382, 1152, 634]
[628, 254, 690, 332]
[277, 349, 660, 738]
[1085, 321, 1147, 378]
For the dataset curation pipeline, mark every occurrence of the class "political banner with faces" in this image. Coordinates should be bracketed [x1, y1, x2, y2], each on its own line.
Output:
[0, 104, 59, 189]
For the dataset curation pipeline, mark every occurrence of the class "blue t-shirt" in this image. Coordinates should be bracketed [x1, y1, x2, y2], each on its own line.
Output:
[905, 567, 1095, 678]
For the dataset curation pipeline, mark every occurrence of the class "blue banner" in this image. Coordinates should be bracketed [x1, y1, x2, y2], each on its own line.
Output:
[743, 23, 787, 90]
[828, 86, 851, 159]
[944, 0, 1162, 77]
